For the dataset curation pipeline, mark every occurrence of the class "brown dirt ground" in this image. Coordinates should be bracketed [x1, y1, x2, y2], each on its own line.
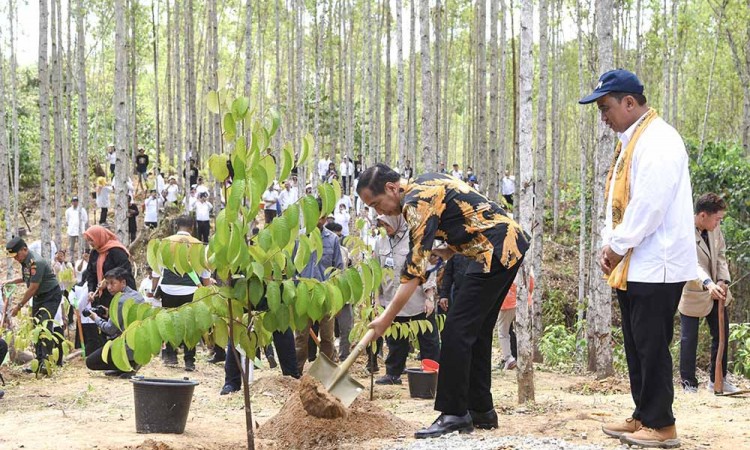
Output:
[0, 349, 749, 450]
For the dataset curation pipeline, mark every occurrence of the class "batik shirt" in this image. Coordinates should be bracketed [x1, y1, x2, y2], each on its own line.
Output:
[400, 173, 530, 284]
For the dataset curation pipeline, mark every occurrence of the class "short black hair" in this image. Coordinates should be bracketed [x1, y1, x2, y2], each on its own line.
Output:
[356, 164, 401, 196]
[325, 222, 343, 233]
[695, 193, 727, 215]
[251, 227, 260, 236]
[175, 215, 195, 230]
[104, 266, 129, 281]
[609, 91, 648, 106]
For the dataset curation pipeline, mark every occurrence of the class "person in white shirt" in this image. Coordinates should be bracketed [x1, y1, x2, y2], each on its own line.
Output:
[334, 203, 351, 237]
[195, 194, 213, 243]
[156, 169, 166, 195]
[262, 185, 280, 225]
[278, 180, 298, 212]
[165, 177, 180, 204]
[501, 170, 515, 206]
[95, 177, 112, 224]
[144, 190, 161, 228]
[451, 163, 463, 180]
[401, 159, 414, 180]
[195, 177, 210, 198]
[65, 196, 89, 258]
[318, 154, 332, 182]
[185, 187, 198, 212]
[580, 69, 696, 447]
[339, 156, 354, 194]
[107, 145, 117, 178]
[74, 250, 90, 284]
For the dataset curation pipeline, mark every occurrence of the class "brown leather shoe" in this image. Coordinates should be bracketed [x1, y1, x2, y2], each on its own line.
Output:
[620, 425, 680, 448]
[602, 417, 642, 438]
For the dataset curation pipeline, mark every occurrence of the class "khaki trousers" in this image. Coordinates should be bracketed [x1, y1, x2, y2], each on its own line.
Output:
[295, 316, 335, 374]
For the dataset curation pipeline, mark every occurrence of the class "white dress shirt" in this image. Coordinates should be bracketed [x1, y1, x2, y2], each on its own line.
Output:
[263, 189, 279, 210]
[278, 188, 298, 211]
[166, 184, 179, 202]
[602, 114, 697, 283]
[144, 197, 161, 223]
[195, 201, 213, 221]
[501, 176, 515, 195]
[318, 158, 331, 178]
[65, 206, 88, 237]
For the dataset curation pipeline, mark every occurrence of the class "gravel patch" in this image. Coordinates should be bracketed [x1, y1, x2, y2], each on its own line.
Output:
[389, 433, 629, 450]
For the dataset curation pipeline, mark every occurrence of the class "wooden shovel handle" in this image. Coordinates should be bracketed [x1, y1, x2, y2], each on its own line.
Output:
[715, 298, 725, 394]
[328, 329, 376, 388]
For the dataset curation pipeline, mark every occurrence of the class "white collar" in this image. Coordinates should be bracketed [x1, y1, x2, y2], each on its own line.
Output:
[618, 111, 650, 147]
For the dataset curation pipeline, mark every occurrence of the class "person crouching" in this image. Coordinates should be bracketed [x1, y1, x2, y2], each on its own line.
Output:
[85, 267, 145, 378]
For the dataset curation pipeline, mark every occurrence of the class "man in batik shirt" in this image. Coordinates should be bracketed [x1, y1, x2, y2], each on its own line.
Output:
[357, 164, 530, 439]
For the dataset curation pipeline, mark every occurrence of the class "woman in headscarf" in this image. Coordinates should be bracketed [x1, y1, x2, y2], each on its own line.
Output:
[83, 225, 136, 309]
[371, 214, 440, 385]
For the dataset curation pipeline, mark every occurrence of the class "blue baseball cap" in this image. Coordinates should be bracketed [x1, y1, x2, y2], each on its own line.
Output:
[578, 69, 644, 104]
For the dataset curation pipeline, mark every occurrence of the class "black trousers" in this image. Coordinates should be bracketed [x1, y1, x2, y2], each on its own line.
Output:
[224, 328, 299, 389]
[385, 313, 440, 377]
[32, 290, 63, 364]
[99, 208, 108, 224]
[76, 323, 106, 354]
[161, 292, 196, 363]
[503, 194, 514, 206]
[197, 220, 210, 243]
[0, 338, 7, 367]
[617, 281, 684, 429]
[435, 255, 520, 415]
[85, 341, 135, 371]
[679, 304, 729, 386]
[264, 209, 277, 225]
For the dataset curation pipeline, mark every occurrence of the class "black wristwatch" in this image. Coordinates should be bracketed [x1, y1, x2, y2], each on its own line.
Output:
[702, 278, 713, 289]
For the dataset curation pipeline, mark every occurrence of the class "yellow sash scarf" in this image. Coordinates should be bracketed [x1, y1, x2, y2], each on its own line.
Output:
[605, 108, 659, 290]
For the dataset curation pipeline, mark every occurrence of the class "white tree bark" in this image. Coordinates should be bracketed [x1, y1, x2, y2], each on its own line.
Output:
[0, 22, 11, 275]
[419, 0, 435, 171]
[499, 0, 508, 177]
[39, 0, 53, 260]
[10, 0, 21, 238]
[151, 0, 162, 167]
[576, 0, 588, 345]
[395, 0, 406, 168]
[51, 0, 64, 248]
[174, 0, 183, 172]
[489, 0, 500, 198]
[244, 0, 253, 98]
[516, 0, 535, 403]
[476, 0, 487, 189]
[407, 0, 416, 168]
[588, 0, 615, 379]
[76, 0, 89, 254]
[531, 0, 549, 363]
[114, 0, 129, 241]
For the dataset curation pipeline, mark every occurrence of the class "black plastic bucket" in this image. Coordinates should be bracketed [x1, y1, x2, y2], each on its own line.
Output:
[405, 368, 438, 399]
[131, 377, 199, 434]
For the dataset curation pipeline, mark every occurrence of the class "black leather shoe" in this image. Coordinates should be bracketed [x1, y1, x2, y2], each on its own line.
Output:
[375, 374, 402, 385]
[220, 384, 240, 396]
[415, 413, 474, 439]
[470, 409, 498, 429]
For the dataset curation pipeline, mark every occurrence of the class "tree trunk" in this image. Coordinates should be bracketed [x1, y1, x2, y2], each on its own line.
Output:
[671, 0, 679, 127]
[174, 0, 183, 173]
[185, 0, 196, 189]
[699, 1, 727, 157]
[551, 2, 561, 235]
[396, 0, 406, 169]
[51, 0, 64, 249]
[130, 0, 138, 166]
[588, 0, 615, 379]
[39, 0, 53, 260]
[476, 0, 487, 191]
[152, 0, 162, 168]
[499, 0, 508, 177]
[407, 0, 416, 169]
[244, 0, 253, 98]
[661, 0, 670, 123]
[724, 0, 750, 154]
[531, 0, 549, 363]
[576, 0, 588, 351]
[0, 21, 11, 275]
[419, 0, 435, 172]
[516, 0, 535, 404]
[434, 0, 442, 170]
[488, 0, 500, 199]
[10, 0, 21, 240]
[384, 2, 392, 166]
[114, 0, 129, 242]
[64, 0, 73, 202]
[76, 0, 90, 254]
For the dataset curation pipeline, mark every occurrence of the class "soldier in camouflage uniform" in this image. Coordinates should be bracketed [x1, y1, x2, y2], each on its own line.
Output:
[1, 237, 63, 374]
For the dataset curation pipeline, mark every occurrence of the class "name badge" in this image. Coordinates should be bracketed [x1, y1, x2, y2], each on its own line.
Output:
[384, 257, 395, 268]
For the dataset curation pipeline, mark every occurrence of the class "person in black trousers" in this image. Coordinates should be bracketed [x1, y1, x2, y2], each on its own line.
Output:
[357, 166, 529, 438]
[153, 216, 211, 372]
[127, 196, 139, 243]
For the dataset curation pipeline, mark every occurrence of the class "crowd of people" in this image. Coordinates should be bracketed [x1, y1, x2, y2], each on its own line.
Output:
[0, 69, 741, 449]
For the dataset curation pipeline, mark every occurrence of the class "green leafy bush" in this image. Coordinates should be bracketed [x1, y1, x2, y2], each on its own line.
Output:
[730, 322, 750, 379]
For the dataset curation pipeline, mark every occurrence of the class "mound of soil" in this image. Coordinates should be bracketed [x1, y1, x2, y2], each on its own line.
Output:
[257, 387, 413, 448]
[129, 439, 173, 450]
[250, 374, 300, 400]
[565, 377, 630, 395]
[298, 375, 347, 419]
